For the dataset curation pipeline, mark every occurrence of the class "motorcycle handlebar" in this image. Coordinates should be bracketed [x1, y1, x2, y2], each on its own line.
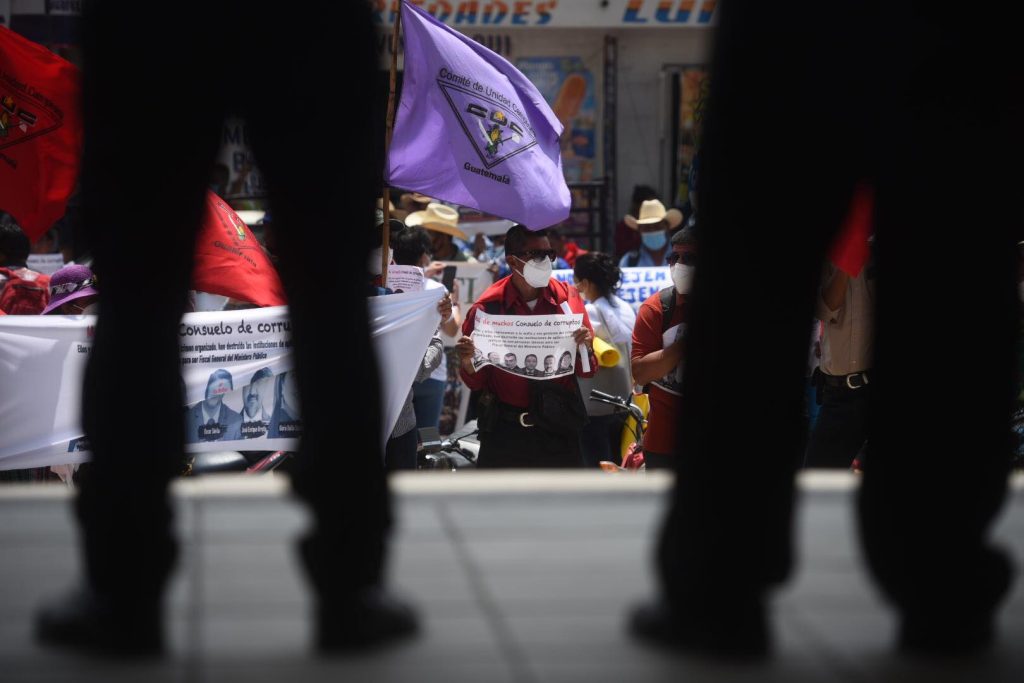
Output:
[588, 389, 645, 427]
[589, 389, 626, 405]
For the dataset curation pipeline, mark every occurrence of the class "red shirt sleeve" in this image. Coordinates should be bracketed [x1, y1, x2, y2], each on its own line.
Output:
[631, 295, 664, 363]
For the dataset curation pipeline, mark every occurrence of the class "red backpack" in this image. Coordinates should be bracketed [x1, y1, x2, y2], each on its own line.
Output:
[0, 266, 50, 314]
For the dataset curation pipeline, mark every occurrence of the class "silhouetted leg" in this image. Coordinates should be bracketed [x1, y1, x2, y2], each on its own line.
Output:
[858, 12, 1022, 653]
[37, 1, 226, 653]
[242, 1, 413, 649]
[634, 0, 872, 656]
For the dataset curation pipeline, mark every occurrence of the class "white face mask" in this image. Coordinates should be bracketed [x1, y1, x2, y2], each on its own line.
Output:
[516, 257, 553, 289]
[367, 247, 393, 276]
[671, 263, 694, 295]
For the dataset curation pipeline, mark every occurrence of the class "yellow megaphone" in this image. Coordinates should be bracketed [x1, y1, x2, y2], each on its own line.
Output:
[592, 337, 621, 368]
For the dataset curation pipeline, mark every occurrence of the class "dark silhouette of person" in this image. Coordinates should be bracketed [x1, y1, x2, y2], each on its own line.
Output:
[36, 0, 415, 654]
[630, 0, 1022, 659]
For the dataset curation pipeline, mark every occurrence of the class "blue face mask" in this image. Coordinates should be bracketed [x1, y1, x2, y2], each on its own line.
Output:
[641, 231, 668, 250]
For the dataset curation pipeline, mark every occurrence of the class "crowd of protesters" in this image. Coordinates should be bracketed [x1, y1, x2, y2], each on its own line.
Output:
[1, 174, 895, 475]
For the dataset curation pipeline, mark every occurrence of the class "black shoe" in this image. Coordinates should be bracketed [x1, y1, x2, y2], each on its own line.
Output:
[36, 586, 162, 657]
[316, 586, 419, 653]
[629, 599, 769, 660]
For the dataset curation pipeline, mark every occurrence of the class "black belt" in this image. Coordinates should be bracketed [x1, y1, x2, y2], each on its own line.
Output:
[822, 370, 870, 390]
[497, 403, 535, 428]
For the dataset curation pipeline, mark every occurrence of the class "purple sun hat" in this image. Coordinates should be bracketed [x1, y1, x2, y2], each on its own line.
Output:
[42, 264, 99, 315]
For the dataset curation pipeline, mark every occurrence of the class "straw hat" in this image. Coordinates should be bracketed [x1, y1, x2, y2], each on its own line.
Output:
[624, 199, 683, 230]
[405, 202, 466, 240]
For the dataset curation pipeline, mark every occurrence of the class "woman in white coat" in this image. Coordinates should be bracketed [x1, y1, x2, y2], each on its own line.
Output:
[573, 252, 637, 466]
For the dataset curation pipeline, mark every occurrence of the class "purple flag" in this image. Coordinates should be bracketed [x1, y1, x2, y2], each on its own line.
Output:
[386, 1, 571, 229]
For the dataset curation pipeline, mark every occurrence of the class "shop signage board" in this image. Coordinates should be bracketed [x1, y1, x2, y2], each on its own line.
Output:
[373, 0, 718, 29]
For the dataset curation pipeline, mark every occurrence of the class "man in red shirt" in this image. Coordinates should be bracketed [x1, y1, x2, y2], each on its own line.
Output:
[456, 225, 596, 467]
[631, 228, 695, 469]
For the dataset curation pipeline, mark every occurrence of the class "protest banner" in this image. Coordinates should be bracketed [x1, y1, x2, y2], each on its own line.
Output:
[552, 266, 670, 310]
[386, 265, 426, 293]
[469, 310, 583, 380]
[26, 253, 64, 275]
[0, 288, 442, 470]
[442, 260, 493, 312]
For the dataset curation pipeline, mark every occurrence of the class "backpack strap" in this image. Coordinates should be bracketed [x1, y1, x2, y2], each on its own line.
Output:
[626, 251, 640, 268]
[659, 286, 677, 334]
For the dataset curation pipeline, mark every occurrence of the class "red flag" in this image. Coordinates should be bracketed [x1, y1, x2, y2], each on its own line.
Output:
[0, 28, 82, 241]
[192, 191, 287, 307]
[828, 183, 874, 277]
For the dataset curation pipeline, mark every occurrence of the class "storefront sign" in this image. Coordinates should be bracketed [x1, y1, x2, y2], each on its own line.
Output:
[373, 0, 718, 29]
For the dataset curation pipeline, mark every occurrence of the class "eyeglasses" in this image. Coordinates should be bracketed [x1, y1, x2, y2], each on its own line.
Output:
[666, 252, 697, 267]
[50, 277, 96, 296]
[511, 249, 557, 263]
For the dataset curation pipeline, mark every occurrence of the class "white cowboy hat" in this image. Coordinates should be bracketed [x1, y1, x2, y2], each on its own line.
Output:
[405, 202, 467, 240]
[624, 199, 683, 230]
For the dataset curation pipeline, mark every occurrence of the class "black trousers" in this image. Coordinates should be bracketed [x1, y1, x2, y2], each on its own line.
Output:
[657, 0, 1021, 630]
[803, 383, 869, 469]
[580, 413, 626, 467]
[385, 429, 419, 472]
[76, 0, 389, 606]
[477, 418, 583, 468]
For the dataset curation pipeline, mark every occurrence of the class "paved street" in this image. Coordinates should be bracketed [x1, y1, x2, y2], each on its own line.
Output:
[2, 471, 1023, 682]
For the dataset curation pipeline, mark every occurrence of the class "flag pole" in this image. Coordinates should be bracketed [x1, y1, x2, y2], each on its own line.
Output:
[381, 0, 403, 287]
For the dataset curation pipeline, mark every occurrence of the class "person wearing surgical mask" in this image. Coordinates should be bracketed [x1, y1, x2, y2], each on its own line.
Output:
[619, 199, 685, 269]
[455, 224, 597, 468]
[630, 227, 696, 469]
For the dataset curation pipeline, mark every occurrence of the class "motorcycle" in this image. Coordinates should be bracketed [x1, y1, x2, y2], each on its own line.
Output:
[417, 420, 479, 470]
[587, 389, 647, 471]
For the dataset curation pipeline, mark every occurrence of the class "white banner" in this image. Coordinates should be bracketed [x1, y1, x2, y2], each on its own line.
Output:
[386, 265, 426, 293]
[26, 253, 65, 275]
[0, 288, 442, 470]
[552, 266, 670, 311]
[443, 260, 495, 335]
[470, 310, 583, 380]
